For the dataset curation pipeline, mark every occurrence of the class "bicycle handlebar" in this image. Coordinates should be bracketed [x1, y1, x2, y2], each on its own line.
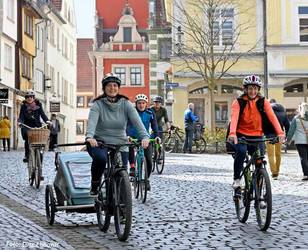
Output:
[19, 123, 49, 129]
[237, 137, 279, 145]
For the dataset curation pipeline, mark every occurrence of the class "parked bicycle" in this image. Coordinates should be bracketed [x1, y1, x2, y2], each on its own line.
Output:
[164, 124, 207, 153]
[20, 123, 50, 189]
[94, 141, 132, 241]
[129, 138, 159, 203]
[232, 136, 278, 231]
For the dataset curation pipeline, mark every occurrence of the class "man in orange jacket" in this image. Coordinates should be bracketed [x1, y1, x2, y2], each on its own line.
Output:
[228, 75, 285, 189]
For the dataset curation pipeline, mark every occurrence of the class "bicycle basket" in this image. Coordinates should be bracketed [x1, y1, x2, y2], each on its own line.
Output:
[27, 129, 50, 145]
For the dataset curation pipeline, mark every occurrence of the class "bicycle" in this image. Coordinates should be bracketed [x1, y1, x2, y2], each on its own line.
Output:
[20, 123, 50, 189]
[152, 138, 165, 174]
[93, 141, 132, 241]
[129, 138, 158, 203]
[232, 136, 279, 231]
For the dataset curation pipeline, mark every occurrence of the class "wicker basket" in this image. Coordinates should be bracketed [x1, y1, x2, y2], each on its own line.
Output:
[27, 129, 50, 145]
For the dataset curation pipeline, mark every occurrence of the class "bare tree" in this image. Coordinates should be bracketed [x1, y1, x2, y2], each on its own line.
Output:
[170, 0, 260, 131]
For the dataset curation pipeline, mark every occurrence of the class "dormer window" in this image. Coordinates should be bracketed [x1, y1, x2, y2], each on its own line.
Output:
[123, 27, 132, 42]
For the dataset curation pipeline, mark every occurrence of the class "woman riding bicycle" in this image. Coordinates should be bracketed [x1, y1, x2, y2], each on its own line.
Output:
[127, 94, 159, 191]
[18, 90, 50, 163]
[227, 75, 285, 189]
[86, 73, 150, 196]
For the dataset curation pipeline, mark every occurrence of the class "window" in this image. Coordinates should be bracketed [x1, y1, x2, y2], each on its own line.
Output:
[299, 7, 308, 42]
[123, 27, 132, 42]
[50, 23, 55, 45]
[77, 96, 84, 107]
[36, 26, 40, 50]
[57, 72, 60, 96]
[76, 121, 84, 135]
[114, 67, 126, 85]
[62, 78, 68, 104]
[34, 69, 44, 93]
[87, 96, 94, 107]
[159, 39, 172, 60]
[215, 102, 228, 124]
[69, 43, 74, 63]
[130, 67, 142, 85]
[49, 66, 55, 91]
[70, 84, 74, 105]
[22, 53, 31, 79]
[62, 34, 68, 57]
[7, 0, 15, 21]
[4, 44, 12, 71]
[213, 8, 234, 46]
[284, 84, 303, 93]
[24, 14, 33, 38]
[221, 85, 242, 94]
[57, 28, 60, 50]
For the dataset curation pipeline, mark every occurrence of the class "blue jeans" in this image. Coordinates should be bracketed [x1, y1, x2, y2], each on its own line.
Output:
[183, 128, 194, 152]
[233, 137, 265, 180]
[87, 146, 128, 183]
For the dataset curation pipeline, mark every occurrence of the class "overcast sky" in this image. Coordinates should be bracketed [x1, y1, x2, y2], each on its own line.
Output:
[73, 0, 95, 38]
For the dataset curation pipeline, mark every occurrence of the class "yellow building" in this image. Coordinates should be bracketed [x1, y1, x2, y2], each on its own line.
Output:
[166, 0, 308, 129]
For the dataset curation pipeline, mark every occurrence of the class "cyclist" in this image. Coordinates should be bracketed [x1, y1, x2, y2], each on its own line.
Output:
[127, 94, 159, 191]
[227, 75, 285, 189]
[18, 90, 50, 163]
[151, 96, 171, 138]
[86, 73, 150, 196]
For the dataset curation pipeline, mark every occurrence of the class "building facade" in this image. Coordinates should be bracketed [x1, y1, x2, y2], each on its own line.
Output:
[91, 0, 150, 102]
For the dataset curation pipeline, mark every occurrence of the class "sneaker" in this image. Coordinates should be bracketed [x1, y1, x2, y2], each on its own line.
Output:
[40, 176, 44, 181]
[302, 176, 308, 181]
[146, 180, 151, 191]
[232, 179, 241, 189]
[273, 176, 278, 180]
[129, 167, 135, 177]
[23, 157, 28, 163]
[90, 186, 99, 196]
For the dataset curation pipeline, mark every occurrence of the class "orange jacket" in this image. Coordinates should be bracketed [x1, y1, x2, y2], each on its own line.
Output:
[229, 95, 284, 137]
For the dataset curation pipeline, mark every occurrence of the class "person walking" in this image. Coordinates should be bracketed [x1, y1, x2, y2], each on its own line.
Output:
[287, 102, 308, 181]
[0, 116, 11, 151]
[183, 103, 198, 153]
[49, 114, 60, 150]
[266, 99, 290, 180]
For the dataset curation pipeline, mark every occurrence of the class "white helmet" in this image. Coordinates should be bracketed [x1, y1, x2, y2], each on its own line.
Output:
[25, 90, 35, 97]
[135, 94, 148, 103]
[243, 75, 262, 88]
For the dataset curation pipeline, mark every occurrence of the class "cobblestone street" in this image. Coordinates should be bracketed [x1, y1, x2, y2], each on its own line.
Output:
[0, 150, 308, 249]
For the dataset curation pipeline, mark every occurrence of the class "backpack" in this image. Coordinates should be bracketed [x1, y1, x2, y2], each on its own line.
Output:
[225, 94, 276, 153]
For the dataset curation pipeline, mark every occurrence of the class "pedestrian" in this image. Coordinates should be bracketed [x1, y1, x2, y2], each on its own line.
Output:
[287, 102, 308, 181]
[49, 114, 60, 151]
[18, 90, 50, 163]
[266, 99, 290, 180]
[183, 103, 198, 153]
[0, 116, 11, 151]
[86, 73, 149, 196]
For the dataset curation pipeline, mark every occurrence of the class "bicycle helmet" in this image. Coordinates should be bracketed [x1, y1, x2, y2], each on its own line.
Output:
[135, 94, 148, 103]
[153, 96, 163, 103]
[25, 90, 35, 97]
[243, 75, 262, 88]
[101, 73, 121, 89]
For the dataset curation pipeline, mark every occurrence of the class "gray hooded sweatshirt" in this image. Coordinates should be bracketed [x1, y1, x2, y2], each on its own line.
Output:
[86, 97, 149, 145]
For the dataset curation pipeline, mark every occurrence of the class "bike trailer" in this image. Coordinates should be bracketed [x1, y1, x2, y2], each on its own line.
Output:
[54, 151, 94, 209]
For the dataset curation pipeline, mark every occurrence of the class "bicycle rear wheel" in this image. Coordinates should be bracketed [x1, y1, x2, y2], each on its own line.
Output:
[114, 170, 132, 241]
[156, 147, 165, 174]
[95, 181, 111, 232]
[139, 159, 148, 203]
[45, 185, 56, 225]
[28, 148, 35, 186]
[255, 167, 272, 231]
[192, 137, 207, 154]
[34, 149, 42, 189]
[234, 168, 251, 223]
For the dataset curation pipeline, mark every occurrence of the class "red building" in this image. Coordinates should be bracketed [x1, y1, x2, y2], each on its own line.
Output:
[91, 0, 150, 101]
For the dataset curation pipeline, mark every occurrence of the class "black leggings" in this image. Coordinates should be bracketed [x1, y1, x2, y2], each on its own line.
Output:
[2, 139, 10, 150]
[129, 144, 153, 178]
[296, 144, 308, 176]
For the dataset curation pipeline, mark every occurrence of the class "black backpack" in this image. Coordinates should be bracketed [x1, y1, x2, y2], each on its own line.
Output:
[225, 94, 276, 153]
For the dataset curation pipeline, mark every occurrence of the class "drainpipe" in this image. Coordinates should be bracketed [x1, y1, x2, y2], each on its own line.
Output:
[263, 0, 268, 98]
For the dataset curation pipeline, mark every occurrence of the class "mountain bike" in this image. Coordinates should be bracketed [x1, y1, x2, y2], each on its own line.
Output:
[232, 137, 279, 231]
[129, 138, 157, 203]
[94, 141, 132, 241]
[20, 123, 50, 189]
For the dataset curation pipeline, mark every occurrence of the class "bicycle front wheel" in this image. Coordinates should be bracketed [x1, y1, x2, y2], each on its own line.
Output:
[113, 170, 132, 241]
[139, 159, 148, 204]
[28, 148, 35, 186]
[95, 182, 111, 232]
[255, 167, 272, 231]
[234, 168, 251, 223]
[34, 149, 42, 189]
[192, 137, 207, 154]
[156, 147, 165, 174]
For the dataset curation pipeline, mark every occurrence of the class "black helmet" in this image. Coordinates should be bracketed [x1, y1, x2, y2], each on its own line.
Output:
[153, 96, 163, 103]
[101, 73, 121, 89]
